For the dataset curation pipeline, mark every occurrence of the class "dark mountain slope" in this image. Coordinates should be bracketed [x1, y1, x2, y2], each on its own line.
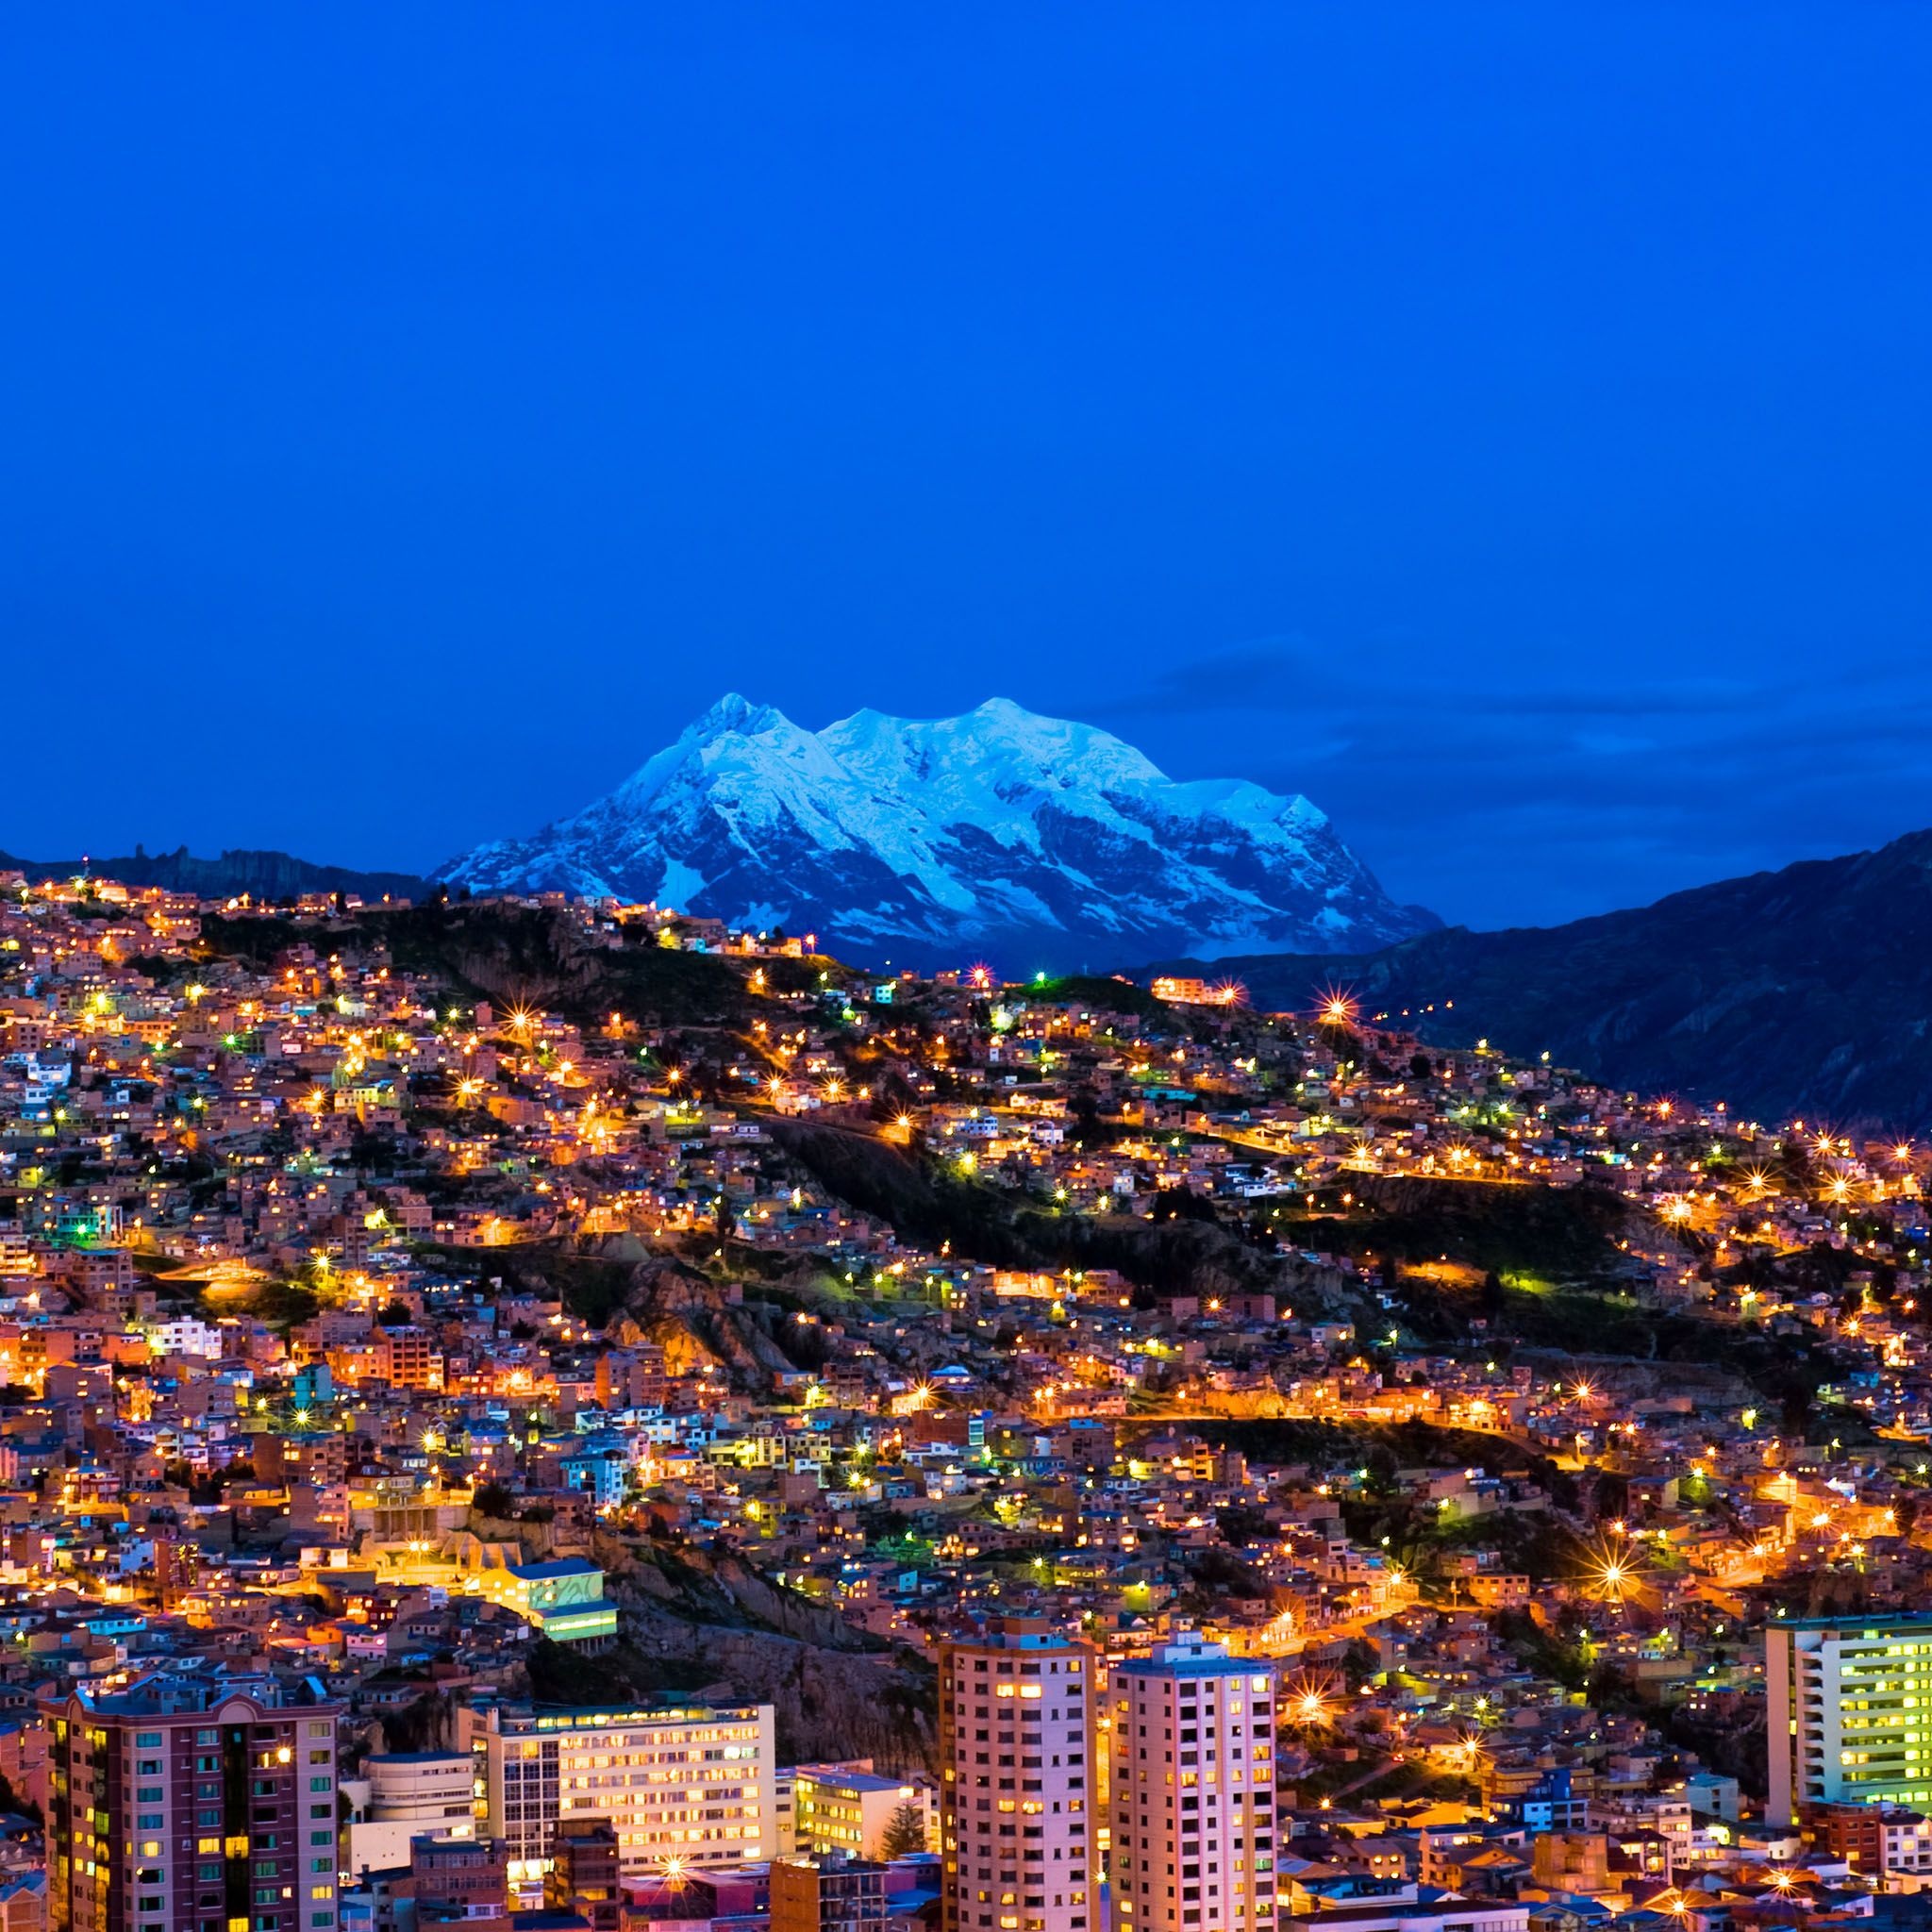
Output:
[1172, 828, 1932, 1129]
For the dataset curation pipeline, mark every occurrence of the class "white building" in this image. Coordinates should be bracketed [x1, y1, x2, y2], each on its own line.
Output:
[151, 1315, 224, 1358]
[1767, 1614, 1932, 1824]
[344, 1752, 478, 1875]
[1111, 1637, 1276, 1932]
[1884, 1810, 1932, 1887]
[940, 1616, 1096, 1932]
[459, 1700, 774, 1884]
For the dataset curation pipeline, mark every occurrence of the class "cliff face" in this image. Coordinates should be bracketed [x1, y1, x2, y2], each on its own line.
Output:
[767, 1115, 1329, 1306]
[608, 1257, 803, 1381]
[683, 1632, 937, 1773]
[599, 1534, 938, 1772]
[198, 903, 757, 1029]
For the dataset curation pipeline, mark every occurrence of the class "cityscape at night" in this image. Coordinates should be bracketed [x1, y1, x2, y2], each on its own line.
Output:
[8, 9, 1932, 1932]
[6, 867, 1932, 1932]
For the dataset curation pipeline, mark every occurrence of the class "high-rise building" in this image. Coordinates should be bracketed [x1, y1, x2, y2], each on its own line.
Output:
[1768, 1615, 1932, 1824]
[43, 1674, 341, 1932]
[458, 1701, 774, 1884]
[938, 1616, 1095, 1932]
[1110, 1638, 1276, 1932]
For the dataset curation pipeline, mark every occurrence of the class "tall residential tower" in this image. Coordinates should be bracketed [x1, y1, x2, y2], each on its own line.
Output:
[939, 1618, 1095, 1932]
[44, 1674, 341, 1932]
[1768, 1615, 1932, 1824]
[1111, 1638, 1276, 1932]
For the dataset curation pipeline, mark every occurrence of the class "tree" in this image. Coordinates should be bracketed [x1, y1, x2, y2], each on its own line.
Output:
[1780, 1382, 1816, 1440]
[525, 1637, 635, 1707]
[382, 1689, 455, 1754]
[1340, 1637, 1379, 1690]
[473, 1481, 516, 1519]
[1151, 1185, 1217, 1224]
[880, 1799, 930, 1857]
[1363, 1444, 1401, 1499]
[1068, 1085, 1119, 1147]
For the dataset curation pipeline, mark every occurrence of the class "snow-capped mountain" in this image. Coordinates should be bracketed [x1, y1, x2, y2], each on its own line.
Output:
[440, 695, 1438, 968]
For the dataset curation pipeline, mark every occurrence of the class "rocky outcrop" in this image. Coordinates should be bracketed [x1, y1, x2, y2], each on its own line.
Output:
[768, 1114, 1331, 1307]
[669, 1631, 936, 1773]
[608, 1257, 804, 1382]
[597, 1534, 937, 1772]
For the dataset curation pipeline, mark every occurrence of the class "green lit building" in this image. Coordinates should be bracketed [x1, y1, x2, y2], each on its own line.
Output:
[1768, 1614, 1932, 1824]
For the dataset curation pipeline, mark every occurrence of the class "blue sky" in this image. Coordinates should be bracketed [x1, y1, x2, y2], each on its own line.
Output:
[5, 4, 1928, 930]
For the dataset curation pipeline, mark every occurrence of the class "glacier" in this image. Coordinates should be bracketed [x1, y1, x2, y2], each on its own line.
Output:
[440, 694, 1438, 971]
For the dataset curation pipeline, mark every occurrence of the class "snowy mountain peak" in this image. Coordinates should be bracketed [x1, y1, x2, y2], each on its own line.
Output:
[685, 691, 788, 741]
[442, 696, 1438, 969]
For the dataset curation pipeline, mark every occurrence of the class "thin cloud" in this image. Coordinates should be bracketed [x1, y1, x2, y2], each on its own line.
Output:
[1069, 631, 1932, 929]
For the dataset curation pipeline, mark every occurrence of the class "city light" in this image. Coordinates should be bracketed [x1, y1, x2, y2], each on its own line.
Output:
[1315, 988, 1359, 1026]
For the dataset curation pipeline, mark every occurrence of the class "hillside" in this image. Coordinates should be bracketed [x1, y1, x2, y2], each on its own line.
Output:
[1170, 827, 1932, 1129]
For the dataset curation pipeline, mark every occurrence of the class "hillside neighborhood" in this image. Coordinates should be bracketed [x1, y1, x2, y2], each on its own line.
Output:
[1, 866, 1929, 1932]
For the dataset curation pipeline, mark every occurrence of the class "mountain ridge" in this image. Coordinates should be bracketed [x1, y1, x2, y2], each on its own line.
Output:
[16, 808, 1932, 1125]
[0, 844, 433, 905]
[441, 694, 1437, 970]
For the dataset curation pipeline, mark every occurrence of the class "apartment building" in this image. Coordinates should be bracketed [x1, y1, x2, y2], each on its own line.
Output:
[1110, 1637, 1276, 1932]
[771, 1853, 889, 1932]
[544, 1821, 619, 1932]
[1768, 1614, 1932, 1824]
[792, 1763, 934, 1859]
[409, 1837, 507, 1920]
[938, 1617, 1095, 1932]
[43, 1674, 340, 1932]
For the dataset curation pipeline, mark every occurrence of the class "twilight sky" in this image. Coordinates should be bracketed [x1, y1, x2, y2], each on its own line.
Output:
[5, 5, 1929, 931]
